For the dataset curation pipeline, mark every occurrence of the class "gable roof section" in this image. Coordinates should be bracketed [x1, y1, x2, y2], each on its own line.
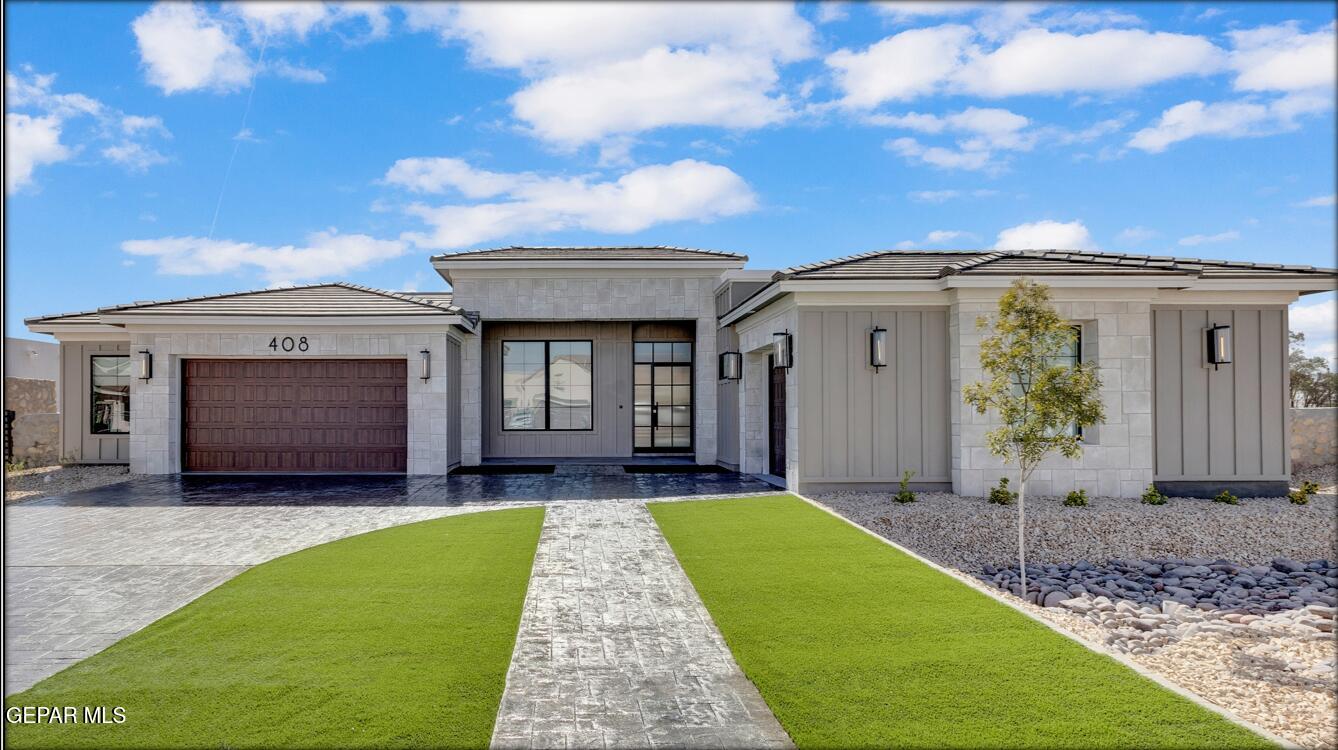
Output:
[94, 282, 468, 318]
[778, 249, 1337, 281]
[431, 245, 747, 262]
[27, 283, 479, 333]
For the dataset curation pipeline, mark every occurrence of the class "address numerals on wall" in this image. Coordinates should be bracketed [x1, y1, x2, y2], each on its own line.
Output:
[268, 336, 310, 353]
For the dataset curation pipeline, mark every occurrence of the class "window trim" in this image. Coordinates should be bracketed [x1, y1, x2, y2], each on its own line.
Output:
[500, 339, 595, 432]
[89, 354, 131, 435]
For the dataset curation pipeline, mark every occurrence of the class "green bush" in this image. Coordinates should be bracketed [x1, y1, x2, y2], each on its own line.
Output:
[1062, 489, 1088, 507]
[1141, 485, 1167, 505]
[1289, 480, 1321, 505]
[894, 470, 916, 504]
[1213, 489, 1239, 505]
[988, 477, 1017, 506]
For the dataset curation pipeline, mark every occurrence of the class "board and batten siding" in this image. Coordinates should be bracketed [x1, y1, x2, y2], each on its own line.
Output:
[59, 340, 131, 463]
[798, 308, 951, 485]
[1152, 307, 1289, 481]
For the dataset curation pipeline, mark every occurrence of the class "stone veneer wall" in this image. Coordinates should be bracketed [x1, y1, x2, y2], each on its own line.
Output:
[128, 330, 459, 475]
[1291, 408, 1337, 469]
[735, 304, 799, 488]
[448, 275, 720, 466]
[4, 376, 59, 465]
[951, 295, 1155, 499]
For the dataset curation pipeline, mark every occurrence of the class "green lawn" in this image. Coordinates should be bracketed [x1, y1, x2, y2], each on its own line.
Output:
[649, 495, 1271, 750]
[5, 507, 545, 749]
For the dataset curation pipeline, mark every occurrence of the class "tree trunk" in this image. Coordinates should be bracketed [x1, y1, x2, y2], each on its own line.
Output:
[1018, 472, 1027, 602]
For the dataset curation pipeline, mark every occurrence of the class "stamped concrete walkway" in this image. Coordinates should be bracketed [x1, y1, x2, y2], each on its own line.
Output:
[491, 501, 792, 749]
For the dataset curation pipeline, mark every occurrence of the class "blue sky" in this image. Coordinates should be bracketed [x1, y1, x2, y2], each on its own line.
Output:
[5, 2, 1336, 358]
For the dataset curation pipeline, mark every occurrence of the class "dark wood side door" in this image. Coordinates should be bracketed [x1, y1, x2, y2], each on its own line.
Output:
[183, 359, 407, 472]
[768, 356, 786, 478]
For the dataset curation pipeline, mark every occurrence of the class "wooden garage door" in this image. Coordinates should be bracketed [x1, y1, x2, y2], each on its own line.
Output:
[184, 359, 407, 472]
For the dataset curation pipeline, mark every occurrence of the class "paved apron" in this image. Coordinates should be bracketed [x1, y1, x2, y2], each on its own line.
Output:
[3, 503, 516, 694]
[491, 502, 792, 749]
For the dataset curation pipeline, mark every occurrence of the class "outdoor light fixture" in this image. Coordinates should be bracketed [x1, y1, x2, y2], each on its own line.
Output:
[719, 351, 742, 380]
[772, 331, 792, 369]
[138, 350, 152, 381]
[419, 349, 431, 381]
[1206, 324, 1233, 369]
[870, 326, 887, 371]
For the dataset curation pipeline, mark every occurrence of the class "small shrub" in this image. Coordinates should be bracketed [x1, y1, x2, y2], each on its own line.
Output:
[1063, 489, 1088, 507]
[4, 460, 27, 474]
[1213, 489, 1239, 505]
[894, 470, 916, 503]
[1289, 480, 1321, 505]
[1141, 484, 1167, 505]
[988, 477, 1017, 506]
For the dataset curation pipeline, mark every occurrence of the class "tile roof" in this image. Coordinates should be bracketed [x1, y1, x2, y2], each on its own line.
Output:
[27, 283, 473, 326]
[779, 249, 1338, 281]
[431, 245, 747, 261]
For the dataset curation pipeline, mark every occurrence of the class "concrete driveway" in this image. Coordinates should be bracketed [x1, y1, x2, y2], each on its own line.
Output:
[3, 469, 774, 695]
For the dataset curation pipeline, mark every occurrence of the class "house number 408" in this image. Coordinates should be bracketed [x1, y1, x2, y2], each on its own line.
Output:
[268, 336, 309, 352]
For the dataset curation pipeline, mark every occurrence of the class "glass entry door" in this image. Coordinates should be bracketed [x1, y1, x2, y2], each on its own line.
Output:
[633, 342, 692, 451]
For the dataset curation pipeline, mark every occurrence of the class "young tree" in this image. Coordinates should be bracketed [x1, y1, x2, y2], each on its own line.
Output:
[962, 279, 1105, 600]
[1290, 332, 1338, 407]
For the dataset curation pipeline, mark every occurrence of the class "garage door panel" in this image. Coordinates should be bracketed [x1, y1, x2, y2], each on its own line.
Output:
[184, 359, 407, 472]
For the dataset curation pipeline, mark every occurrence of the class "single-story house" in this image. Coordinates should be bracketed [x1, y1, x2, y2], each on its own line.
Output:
[26, 246, 1337, 497]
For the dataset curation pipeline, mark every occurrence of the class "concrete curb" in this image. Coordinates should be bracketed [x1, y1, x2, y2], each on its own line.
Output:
[789, 490, 1299, 750]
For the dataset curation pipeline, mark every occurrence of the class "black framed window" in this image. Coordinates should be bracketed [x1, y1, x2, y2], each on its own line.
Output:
[1056, 326, 1083, 437]
[91, 355, 130, 434]
[502, 341, 592, 431]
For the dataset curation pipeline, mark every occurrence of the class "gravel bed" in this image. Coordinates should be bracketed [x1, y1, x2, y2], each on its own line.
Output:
[817, 490, 1338, 570]
[4, 465, 131, 503]
[1297, 463, 1338, 494]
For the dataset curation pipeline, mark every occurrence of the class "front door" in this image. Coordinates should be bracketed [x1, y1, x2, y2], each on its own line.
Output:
[633, 341, 693, 452]
[769, 356, 787, 477]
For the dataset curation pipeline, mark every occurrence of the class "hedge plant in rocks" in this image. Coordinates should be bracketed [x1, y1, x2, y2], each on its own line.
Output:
[963, 278, 1105, 599]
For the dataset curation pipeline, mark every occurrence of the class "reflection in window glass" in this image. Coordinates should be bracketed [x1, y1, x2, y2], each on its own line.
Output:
[502, 341, 592, 430]
[91, 355, 130, 434]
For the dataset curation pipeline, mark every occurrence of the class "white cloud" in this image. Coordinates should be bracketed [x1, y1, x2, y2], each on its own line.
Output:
[828, 26, 1224, 107]
[926, 229, 975, 244]
[101, 142, 168, 172]
[231, 2, 333, 39]
[1291, 297, 1337, 368]
[5, 114, 71, 194]
[957, 28, 1224, 97]
[827, 25, 973, 106]
[1229, 23, 1336, 92]
[908, 188, 999, 202]
[405, 3, 813, 71]
[510, 47, 791, 146]
[878, 106, 1032, 171]
[396, 158, 757, 250]
[872, 2, 985, 21]
[1296, 194, 1337, 208]
[133, 3, 254, 94]
[886, 137, 992, 170]
[1178, 230, 1240, 246]
[121, 230, 407, 285]
[1128, 93, 1331, 152]
[270, 60, 327, 84]
[994, 219, 1096, 250]
[5, 69, 170, 190]
[815, 2, 850, 24]
[1116, 225, 1159, 244]
[382, 157, 527, 198]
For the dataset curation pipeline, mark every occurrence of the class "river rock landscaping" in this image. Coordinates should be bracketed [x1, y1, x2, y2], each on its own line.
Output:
[815, 482, 1338, 750]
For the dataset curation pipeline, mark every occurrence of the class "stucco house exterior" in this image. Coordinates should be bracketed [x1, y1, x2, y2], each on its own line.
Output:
[26, 246, 1337, 497]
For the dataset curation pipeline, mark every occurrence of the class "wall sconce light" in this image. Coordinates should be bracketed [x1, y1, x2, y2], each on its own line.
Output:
[772, 331, 792, 369]
[719, 351, 742, 380]
[1206, 324, 1232, 369]
[138, 350, 153, 381]
[870, 327, 887, 371]
[419, 349, 431, 381]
